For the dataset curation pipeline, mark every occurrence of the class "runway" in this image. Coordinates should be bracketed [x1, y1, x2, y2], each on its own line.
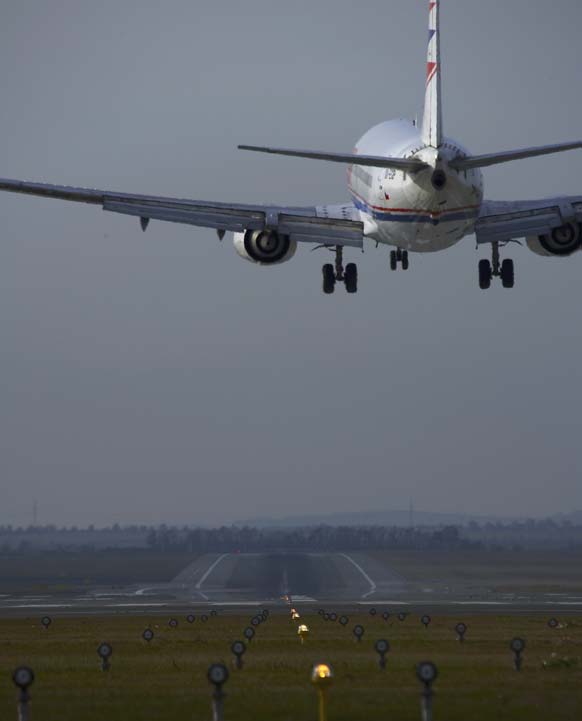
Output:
[1, 552, 581, 617]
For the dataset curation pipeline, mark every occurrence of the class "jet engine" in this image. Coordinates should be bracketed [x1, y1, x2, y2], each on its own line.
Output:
[233, 229, 297, 265]
[526, 222, 582, 257]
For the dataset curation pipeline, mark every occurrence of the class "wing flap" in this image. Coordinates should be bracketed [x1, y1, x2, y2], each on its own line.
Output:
[103, 196, 265, 232]
[279, 214, 363, 248]
[475, 197, 582, 244]
[0, 175, 363, 247]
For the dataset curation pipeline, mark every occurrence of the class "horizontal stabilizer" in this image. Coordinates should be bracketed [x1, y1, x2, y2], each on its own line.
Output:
[450, 141, 582, 171]
[238, 145, 428, 172]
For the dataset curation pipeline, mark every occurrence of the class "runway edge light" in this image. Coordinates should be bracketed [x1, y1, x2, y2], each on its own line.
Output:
[311, 663, 333, 721]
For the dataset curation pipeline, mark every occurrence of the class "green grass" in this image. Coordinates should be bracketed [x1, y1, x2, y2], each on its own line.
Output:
[1, 613, 581, 720]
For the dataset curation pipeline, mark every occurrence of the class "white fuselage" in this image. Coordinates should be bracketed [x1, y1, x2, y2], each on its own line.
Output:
[349, 119, 484, 252]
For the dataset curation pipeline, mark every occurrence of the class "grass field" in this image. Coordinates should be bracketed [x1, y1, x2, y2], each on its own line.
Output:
[370, 550, 582, 593]
[0, 612, 581, 721]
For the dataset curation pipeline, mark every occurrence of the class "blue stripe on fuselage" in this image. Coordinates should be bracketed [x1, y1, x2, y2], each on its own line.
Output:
[351, 195, 479, 226]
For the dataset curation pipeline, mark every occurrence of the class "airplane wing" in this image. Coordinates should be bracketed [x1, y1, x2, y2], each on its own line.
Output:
[0, 177, 364, 248]
[475, 195, 582, 244]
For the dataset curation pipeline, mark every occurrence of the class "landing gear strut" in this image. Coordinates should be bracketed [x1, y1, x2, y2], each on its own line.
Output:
[479, 242, 515, 290]
[390, 248, 409, 271]
[322, 246, 358, 294]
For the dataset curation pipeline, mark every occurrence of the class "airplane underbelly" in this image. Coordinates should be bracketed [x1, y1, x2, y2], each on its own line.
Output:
[351, 172, 481, 253]
[378, 216, 475, 252]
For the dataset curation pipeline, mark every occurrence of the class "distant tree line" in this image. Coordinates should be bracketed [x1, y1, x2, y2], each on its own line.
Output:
[145, 524, 469, 553]
[0, 517, 581, 553]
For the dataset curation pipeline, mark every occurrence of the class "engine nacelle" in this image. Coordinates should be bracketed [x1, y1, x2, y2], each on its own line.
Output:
[233, 229, 297, 265]
[526, 222, 582, 257]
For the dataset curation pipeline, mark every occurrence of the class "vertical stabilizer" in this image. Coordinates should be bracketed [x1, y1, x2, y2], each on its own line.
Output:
[422, 0, 443, 148]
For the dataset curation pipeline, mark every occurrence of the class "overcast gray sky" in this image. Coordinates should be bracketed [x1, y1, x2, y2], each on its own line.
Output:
[0, 0, 580, 527]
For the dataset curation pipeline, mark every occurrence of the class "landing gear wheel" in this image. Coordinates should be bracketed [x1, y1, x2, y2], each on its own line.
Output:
[501, 258, 515, 289]
[401, 251, 409, 271]
[478, 259, 492, 290]
[390, 250, 398, 271]
[345, 263, 358, 293]
[322, 264, 335, 294]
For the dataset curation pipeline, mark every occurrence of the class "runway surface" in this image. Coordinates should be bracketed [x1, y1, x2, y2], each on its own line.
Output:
[1, 552, 581, 617]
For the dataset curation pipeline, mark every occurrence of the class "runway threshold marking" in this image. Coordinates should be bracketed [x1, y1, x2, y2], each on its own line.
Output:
[340, 553, 377, 599]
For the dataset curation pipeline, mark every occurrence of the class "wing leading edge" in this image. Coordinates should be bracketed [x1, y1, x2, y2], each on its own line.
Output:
[0, 177, 364, 248]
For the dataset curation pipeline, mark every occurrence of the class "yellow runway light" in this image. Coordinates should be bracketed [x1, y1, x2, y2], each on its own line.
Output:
[298, 624, 309, 644]
[311, 663, 333, 721]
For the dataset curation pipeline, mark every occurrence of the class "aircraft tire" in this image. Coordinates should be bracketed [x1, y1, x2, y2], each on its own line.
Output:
[401, 251, 409, 270]
[345, 263, 358, 293]
[322, 264, 336, 294]
[478, 259, 492, 290]
[501, 259, 515, 288]
[390, 250, 398, 271]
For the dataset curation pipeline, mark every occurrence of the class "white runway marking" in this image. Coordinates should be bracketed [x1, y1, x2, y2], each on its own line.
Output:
[196, 553, 229, 590]
[7, 604, 74, 609]
[106, 603, 168, 607]
[340, 553, 377, 599]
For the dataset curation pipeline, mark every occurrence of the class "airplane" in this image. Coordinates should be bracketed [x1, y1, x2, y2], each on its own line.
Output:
[1, 0, 581, 294]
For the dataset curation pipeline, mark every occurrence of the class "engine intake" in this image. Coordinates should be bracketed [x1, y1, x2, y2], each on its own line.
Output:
[527, 223, 582, 257]
[233, 229, 297, 265]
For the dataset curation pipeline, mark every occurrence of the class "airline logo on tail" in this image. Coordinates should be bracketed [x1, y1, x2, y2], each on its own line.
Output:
[422, 0, 442, 147]
[426, 3, 438, 85]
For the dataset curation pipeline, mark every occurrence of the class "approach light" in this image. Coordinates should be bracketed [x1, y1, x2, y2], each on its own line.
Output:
[374, 639, 390, 669]
[12, 667, 34, 691]
[97, 642, 113, 671]
[97, 643, 112, 660]
[416, 661, 438, 686]
[510, 637, 526, 671]
[298, 624, 310, 643]
[311, 663, 333, 687]
[510, 637, 526, 654]
[231, 640, 246, 669]
[142, 629, 154, 643]
[455, 622, 467, 641]
[207, 663, 229, 687]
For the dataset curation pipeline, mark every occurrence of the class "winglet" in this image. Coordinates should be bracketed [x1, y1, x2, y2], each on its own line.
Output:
[422, 0, 443, 148]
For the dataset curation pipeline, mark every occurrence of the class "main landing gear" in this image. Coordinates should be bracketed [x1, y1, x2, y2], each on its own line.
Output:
[478, 241, 515, 290]
[390, 247, 409, 271]
[322, 246, 358, 294]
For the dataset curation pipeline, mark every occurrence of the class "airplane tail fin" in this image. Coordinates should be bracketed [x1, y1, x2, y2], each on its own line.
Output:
[421, 0, 443, 148]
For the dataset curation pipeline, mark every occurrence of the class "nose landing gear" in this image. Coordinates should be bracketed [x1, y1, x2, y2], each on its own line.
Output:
[322, 246, 358, 294]
[478, 241, 514, 289]
[390, 248, 409, 271]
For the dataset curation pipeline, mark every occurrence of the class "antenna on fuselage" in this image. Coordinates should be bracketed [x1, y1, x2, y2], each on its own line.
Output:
[421, 0, 443, 149]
